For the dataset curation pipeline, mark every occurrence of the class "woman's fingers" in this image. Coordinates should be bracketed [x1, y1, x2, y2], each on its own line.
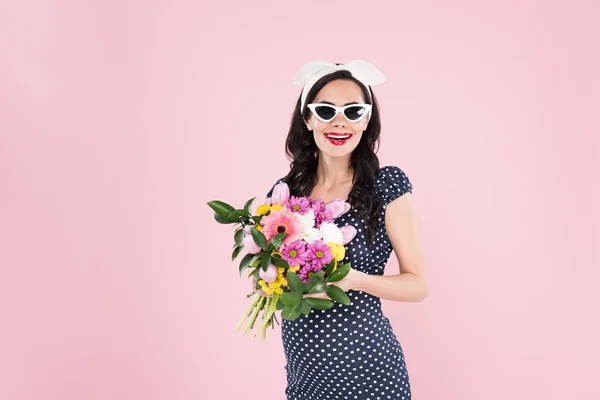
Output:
[303, 292, 331, 300]
[251, 275, 273, 297]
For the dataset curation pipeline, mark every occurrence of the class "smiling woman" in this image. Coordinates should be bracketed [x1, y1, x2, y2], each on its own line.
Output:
[259, 60, 428, 400]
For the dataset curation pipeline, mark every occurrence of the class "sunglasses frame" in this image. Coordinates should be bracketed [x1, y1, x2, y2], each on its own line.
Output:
[306, 103, 372, 123]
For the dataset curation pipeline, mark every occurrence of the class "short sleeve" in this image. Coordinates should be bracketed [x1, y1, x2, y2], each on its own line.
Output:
[265, 176, 287, 198]
[375, 166, 413, 205]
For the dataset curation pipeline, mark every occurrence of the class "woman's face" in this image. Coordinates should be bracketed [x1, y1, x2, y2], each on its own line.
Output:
[304, 79, 370, 159]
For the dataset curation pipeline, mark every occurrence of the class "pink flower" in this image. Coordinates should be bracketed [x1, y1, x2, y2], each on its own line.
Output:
[297, 260, 325, 283]
[282, 240, 310, 265]
[271, 182, 290, 206]
[311, 199, 333, 228]
[325, 199, 351, 219]
[260, 207, 304, 250]
[242, 234, 261, 254]
[286, 196, 311, 214]
[339, 225, 357, 245]
[259, 264, 278, 283]
[306, 240, 333, 268]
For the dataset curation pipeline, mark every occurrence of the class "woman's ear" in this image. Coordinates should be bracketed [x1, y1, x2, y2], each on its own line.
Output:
[305, 119, 312, 131]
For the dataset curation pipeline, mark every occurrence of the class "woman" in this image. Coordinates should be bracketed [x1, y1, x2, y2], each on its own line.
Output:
[262, 60, 428, 399]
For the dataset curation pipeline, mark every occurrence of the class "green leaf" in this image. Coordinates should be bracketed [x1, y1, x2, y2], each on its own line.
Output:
[326, 285, 351, 305]
[207, 200, 235, 219]
[276, 298, 285, 310]
[269, 232, 288, 251]
[281, 304, 302, 320]
[213, 211, 230, 224]
[252, 216, 262, 224]
[301, 300, 311, 316]
[310, 281, 329, 293]
[325, 259, 336, 276]
[304, 297, 334, 310]
[231, 245, 244, 261]
[250, 256, 261, 267]
[234, 228, 245, 246]
[260, 252, 271, 271]
[243, 197, 256, 214]
[239, 253, 254, 276]
[270, 254, 289, 268]
[279, 292, 302, 307]
[227, 209, 251, 223]
[303, 270, 325, 293]
[327, 262, 350, 283]
[286, 271, 304, 293]
[251, 227, 268, 249]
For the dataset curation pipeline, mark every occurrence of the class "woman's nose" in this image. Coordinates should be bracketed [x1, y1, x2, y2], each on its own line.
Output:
[332, 112, 347, 127]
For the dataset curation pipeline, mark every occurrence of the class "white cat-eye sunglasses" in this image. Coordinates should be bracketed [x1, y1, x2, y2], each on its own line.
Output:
[306, 103, 372, 123]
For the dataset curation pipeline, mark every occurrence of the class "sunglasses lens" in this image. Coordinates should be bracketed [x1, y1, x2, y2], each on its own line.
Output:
[344, 106, 367, 121]
[314, 105, 337, 121]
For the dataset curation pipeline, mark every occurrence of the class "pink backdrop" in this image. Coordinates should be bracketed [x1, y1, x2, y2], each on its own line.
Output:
[1, 1, 598, 399]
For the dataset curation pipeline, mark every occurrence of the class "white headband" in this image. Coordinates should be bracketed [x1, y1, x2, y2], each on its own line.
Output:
[292, 60, 386, 111]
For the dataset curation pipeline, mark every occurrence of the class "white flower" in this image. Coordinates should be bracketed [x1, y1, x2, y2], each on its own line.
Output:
[319, 221, 344, 245]
[296, 208, 316, 231]
[303, 227, 323, 243]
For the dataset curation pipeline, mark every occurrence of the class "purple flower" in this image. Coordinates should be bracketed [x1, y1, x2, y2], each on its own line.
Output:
[297, 260, 326, 283]
[306, 240, 334, 268]
[311, 199, 325, 213]
[282, 240, 310, 266]
[297, 265, 312, 283]
[286, 196, 312, 215]
[311, 200, 333, 228]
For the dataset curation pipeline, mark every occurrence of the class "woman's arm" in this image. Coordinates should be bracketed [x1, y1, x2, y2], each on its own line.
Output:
[356, 192, 428, 302]
[304, 192, 428, 302]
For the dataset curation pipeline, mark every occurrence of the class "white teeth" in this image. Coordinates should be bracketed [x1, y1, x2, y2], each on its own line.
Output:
[326, 134, 350, 140]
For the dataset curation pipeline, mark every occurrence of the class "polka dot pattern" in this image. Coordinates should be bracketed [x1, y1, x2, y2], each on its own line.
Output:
[266, 166, 413, 400]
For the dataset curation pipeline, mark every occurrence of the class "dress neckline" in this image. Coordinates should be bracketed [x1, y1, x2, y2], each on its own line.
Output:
[308, 197, 349, 204]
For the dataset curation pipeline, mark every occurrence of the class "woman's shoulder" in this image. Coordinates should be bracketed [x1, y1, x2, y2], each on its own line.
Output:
[375, 165, 413, 201]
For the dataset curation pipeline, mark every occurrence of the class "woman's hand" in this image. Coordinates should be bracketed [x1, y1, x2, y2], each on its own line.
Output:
[303, 267, 364, 299]
[251, 271, 272, 297]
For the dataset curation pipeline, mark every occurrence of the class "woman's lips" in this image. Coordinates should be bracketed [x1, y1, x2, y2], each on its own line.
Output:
[324, 132, 352, 146]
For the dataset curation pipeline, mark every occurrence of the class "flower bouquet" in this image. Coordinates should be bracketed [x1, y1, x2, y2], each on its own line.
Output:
[207, 181, 357, 340]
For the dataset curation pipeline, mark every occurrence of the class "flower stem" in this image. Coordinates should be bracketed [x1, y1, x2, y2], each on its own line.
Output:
[260, 292, 280, 340]
[235, 294, 261, 332]
[245, 296, 265, 334]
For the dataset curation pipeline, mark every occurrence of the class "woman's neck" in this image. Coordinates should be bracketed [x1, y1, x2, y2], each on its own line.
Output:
[316, 155, 353, 189]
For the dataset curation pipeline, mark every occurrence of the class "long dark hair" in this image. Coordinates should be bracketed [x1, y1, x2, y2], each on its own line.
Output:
[282, 68, 383, 248]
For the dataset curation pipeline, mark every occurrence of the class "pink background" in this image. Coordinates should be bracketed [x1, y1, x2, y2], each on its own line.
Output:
[1, 1, 598, 399]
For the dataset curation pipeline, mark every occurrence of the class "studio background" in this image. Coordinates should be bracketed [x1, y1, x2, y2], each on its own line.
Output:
[1, 1, 598, 399]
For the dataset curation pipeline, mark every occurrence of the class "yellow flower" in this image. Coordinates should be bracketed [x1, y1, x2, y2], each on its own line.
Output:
[270, 204, 284, 212]
[262, 286, 274, 295]
[268, 280, 281, 289]
[256, 204, 271, 215]
[275, 287, 283, 294]
[272, 251, 282, 257]
[329, 243, 346, 262]
[288, 265, 300, 273]
[256, 224, 263, 231]
[332, 260, 338, 272]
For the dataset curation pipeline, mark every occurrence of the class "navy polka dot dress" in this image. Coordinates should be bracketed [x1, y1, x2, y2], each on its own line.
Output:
[265, 166, 413, 400]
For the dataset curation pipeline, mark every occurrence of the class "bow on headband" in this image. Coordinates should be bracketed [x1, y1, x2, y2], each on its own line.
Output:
[293, 60, 386, 111]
